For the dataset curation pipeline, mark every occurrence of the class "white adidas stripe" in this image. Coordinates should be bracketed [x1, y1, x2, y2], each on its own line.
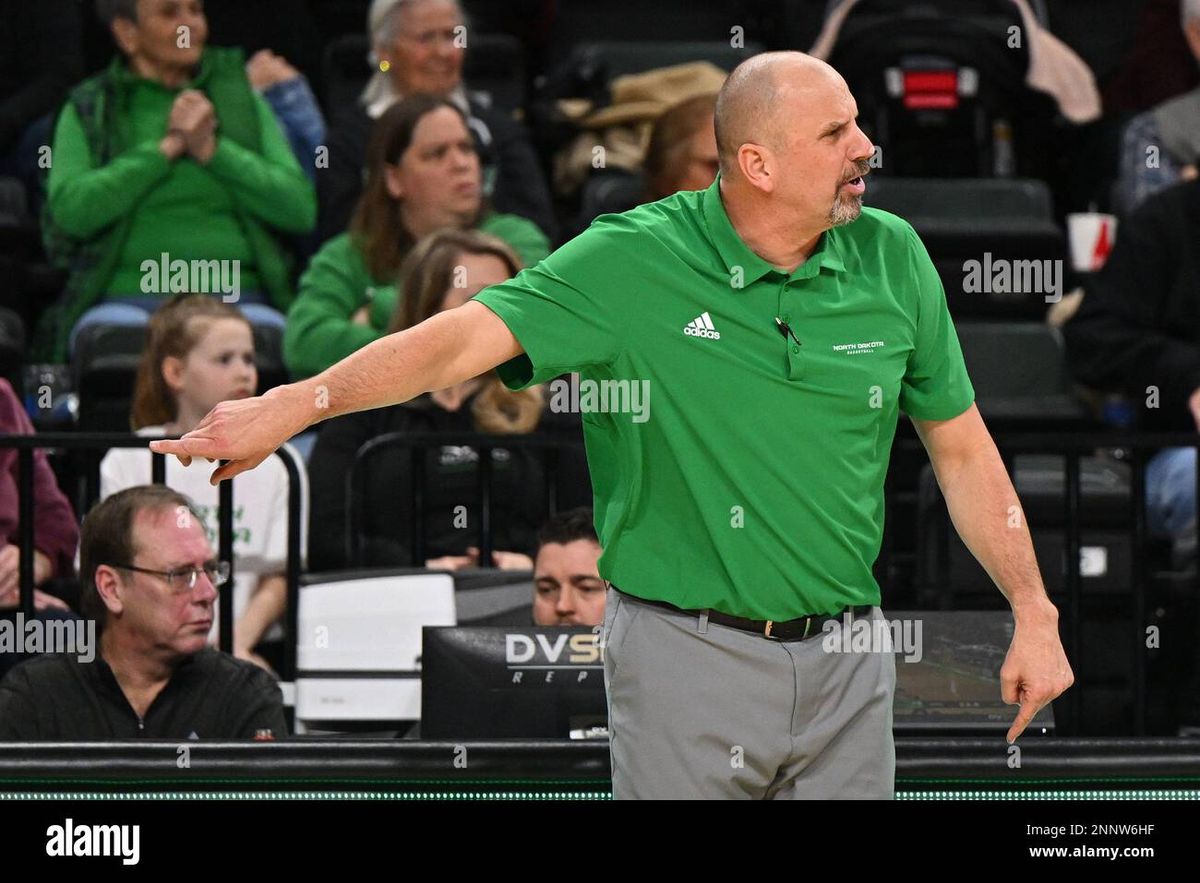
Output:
[700, 312, 715, 330]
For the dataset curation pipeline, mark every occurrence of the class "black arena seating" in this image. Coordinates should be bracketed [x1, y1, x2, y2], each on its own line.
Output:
[864, 177, 1066, 319]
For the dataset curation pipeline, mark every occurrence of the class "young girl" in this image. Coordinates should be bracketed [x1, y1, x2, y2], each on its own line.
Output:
[100, 295, 308, 672]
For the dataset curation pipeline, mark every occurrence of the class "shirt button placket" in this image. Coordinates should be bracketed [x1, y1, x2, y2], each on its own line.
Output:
[781, 282, 804, 380]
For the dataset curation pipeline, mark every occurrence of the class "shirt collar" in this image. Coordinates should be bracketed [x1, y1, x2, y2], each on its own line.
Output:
[700, 175, 848, 287]
[90, 646, 196, 695]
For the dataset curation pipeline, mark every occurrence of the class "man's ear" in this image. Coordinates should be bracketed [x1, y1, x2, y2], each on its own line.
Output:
[161, 355, 186, 394]
[737, 142, 775, 193]
[111, 16, 139, 57]
[93, 565, 125, 619]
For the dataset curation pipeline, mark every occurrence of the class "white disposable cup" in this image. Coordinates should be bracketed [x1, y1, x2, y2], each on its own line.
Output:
[1067, 212, 1118, 273]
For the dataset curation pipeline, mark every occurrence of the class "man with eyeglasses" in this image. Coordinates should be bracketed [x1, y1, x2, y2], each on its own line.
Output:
[0, 485, 286, 740]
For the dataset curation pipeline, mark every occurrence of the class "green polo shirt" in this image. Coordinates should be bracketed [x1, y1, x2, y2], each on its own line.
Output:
[474, 178, 974, 619]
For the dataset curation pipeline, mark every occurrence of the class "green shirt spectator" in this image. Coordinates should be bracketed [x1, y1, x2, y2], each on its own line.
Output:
[284, 215, 547, 378]
[283, 93, 548, 378]
[36, 16, 314, 361]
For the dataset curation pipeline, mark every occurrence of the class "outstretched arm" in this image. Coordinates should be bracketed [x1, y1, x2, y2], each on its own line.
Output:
[151, 301, 522, 482]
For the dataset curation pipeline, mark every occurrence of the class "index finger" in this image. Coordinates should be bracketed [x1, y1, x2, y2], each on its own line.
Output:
[1007, 697, 1045, 744]
[148, 440, 188, 466]
[150, 437, 212, 467]
[149, 438, 185, 455]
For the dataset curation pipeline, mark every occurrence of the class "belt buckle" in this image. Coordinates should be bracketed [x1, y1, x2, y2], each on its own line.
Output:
[763, 618, 813, 640]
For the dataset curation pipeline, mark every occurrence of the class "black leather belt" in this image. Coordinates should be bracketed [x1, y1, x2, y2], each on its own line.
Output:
[610, 584, 873, 642]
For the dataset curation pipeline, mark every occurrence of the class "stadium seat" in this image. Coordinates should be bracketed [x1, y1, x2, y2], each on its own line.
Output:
[0, 177, 28, 227]
[825, 0, 1057, 179]
[71, 322, 147, 433]
[544, 1, 759, 66]
[71, 318, 289, 433]
[867, 174, 1055, 219]
[955, 321, 1092, 430]
[461, 33, 527, 112]
[569, 170, 645, 237]
[916, 454, 1136, 606]
[320, 33, 370, 118]
[0, 167, 66, 339]
[913, 449, 1158, 734]
[864, 177, 1066, 319]
[342, 430, 587, 570]
[550, 39, 762, 85]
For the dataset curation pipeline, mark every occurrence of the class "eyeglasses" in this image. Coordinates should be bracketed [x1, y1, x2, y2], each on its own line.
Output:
[109, 560, 231, 592]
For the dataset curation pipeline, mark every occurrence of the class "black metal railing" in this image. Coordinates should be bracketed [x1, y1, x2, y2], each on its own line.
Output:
[347, 432, 584, 568]
[6, 428, 1198, 736]
[0, 433, 304, 681]
[897, 431, 1200, 736]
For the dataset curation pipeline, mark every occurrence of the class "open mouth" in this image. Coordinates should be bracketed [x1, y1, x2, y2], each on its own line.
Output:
[841, 176, 866, 195]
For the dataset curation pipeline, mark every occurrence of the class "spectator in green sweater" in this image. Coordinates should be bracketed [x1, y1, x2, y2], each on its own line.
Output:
[35, 0, 316, 362]
[283, 94, 549, 379]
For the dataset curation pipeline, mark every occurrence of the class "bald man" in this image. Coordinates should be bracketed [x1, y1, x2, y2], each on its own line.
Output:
[152, 52, 1073, 799]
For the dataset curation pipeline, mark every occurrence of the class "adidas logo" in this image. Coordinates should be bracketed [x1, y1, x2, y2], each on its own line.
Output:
[684, 311, 721, 340]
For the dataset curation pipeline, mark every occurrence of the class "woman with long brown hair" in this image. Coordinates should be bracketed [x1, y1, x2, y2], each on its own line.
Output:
[316, 0, 555, 243]
[307, 229, 589, 572]
[284, 94, 550, 379]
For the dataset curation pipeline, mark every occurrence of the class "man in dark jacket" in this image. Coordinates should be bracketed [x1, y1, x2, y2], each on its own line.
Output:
[0, 485, 286, 740]
[1063, 178, 1200, 559]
